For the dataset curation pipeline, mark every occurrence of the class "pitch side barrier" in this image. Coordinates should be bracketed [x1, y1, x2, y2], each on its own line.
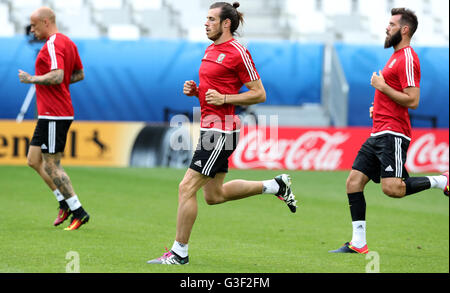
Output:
[0, 120, 447, 173]
[0, 37, 447, 127]
[0, 37, 322, 121]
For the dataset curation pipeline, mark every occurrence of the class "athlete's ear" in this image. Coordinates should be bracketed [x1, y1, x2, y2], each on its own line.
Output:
[401, 25, 410, 37]
[42, 17, 49, 27]
[222, 18, 231, 29]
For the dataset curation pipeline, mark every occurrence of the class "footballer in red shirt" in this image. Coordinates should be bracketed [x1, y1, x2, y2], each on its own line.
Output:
[148, 2, 298, 265]
[18, 7, 89, 231]
[330, 8, 449, 255]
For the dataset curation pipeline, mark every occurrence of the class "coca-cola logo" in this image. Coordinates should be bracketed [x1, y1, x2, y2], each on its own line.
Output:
[233, 129, 350, 170]
[406, 133, 449, 173]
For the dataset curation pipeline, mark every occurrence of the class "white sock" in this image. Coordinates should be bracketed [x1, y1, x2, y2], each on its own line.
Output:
[171, 241, 188, 258]
[262, 179, 279, 194]
[53, 189, 65, 202]
[427, 175, 447, 190]
[351, 221, 366, 248]
[65, 195, 82, 211]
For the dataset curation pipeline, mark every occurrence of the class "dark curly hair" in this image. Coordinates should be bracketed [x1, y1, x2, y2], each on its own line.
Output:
[391, 7, 418, 37]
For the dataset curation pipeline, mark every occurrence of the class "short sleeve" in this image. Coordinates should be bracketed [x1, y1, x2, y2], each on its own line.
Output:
[230, 41, 260, 84]
[73, 45, 83, 71]
[398, 47, 420, 89]
[47, 35, 65, 71]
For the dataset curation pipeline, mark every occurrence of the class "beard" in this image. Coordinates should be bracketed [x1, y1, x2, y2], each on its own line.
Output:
[208, 27, 223, 41]
[384, 29, 402, 48]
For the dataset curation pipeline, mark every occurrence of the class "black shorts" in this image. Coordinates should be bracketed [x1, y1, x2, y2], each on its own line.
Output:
[30, 119, 72, 154]
[352, 133, 410, 183]
[189, 130, 240, 178]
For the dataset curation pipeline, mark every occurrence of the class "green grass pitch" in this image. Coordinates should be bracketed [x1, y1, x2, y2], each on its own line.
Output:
[0, 166, 448, 273]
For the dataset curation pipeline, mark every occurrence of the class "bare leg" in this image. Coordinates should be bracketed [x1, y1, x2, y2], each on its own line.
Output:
[346, 169, 370, 194]
[381, 177, 406, 198]
[175, 169, 211, 244]
[42, 152, 75, 200]
[27, 145, 57, 191]
[203, 173, 263, 205]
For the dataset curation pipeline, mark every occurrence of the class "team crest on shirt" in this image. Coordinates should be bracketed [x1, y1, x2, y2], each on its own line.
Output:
[216, 53, 226, 63]
[389, 59, 397, 68]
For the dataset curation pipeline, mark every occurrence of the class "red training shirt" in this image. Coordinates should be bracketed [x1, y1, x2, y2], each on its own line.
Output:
[198, 38, 260, 132]
[35, 33, 83, 120]
[372, 46, 421, 140]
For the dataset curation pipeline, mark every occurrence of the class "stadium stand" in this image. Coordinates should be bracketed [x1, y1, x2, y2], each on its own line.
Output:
[52, 0, 101, 38]
[130, 0, 184, 39]
[0, 2, 15, 36]
[1, 0, 448, 44]
[0, 0, 448, 127]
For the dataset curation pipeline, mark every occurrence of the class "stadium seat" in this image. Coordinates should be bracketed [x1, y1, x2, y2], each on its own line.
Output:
[10, 0, 43, 33]
[131, 3, 183, 39]
[129, 0, 163, 11]
[321, 0, 354, 16]
[90, 0, 123, 10]
[49, 0, 101, 39]
[394, 0, 426, 15]
[0, 3, 15, 37]
[0, 0, 447, 44]
[108, 24, 140, 40]
[90, 0, 132, 28]
[0, 2, 10, 24]
[51, 0, 84, 10]
[166, 0, 204, 40]
[286, 0, 327, 41]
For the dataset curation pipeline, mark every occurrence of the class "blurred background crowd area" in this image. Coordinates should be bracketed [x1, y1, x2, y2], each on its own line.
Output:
[0, 0, 448, 129]
[0, 0, 448, 45]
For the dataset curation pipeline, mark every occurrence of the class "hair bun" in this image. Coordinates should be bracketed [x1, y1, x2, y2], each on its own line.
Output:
[232, 2, 240, 9]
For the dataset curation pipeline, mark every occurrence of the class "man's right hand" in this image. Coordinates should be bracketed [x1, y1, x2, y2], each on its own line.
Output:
[18, 69, 33, 84]
[183, 80, 198, 97]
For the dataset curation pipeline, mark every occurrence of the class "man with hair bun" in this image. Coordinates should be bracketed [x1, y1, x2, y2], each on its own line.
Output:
[147, 1, 298, 265]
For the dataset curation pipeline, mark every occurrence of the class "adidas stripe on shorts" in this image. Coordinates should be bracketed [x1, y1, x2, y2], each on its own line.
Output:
[352, 133, 410, 183]
[189, 129, 240, 178]
[30, 119, 72, 154]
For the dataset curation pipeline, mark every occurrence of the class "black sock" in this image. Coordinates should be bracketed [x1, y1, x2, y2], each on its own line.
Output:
[404, 177, 431, 196]
[347, 192, 366, 221]
[59, 200, 69, 210]
[72, 206, 86, 218]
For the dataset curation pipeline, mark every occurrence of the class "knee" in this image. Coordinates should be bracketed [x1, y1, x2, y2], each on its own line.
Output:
[381, 184, 405, 198]
[27, 156, 40, 170]
[204, 197, 218, 205]
[346, 176, 363, 193]
[178, 180, 196, 202]
[203, 185, 226, 205]
[203, 192, 222, 205]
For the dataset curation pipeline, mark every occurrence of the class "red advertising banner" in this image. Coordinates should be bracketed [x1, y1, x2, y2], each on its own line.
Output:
[229, 127, 449, 173]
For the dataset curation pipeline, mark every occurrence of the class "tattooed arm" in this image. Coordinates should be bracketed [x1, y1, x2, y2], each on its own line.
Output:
[18, 69, 64, 85]
[70, 69, 84, 84]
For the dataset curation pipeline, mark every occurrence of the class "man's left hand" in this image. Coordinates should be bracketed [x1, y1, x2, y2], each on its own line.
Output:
[205, 89, 225, 106]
